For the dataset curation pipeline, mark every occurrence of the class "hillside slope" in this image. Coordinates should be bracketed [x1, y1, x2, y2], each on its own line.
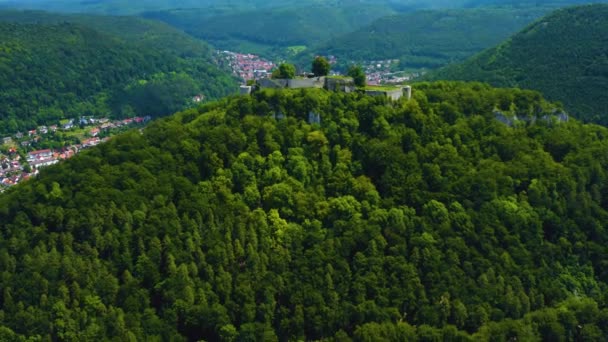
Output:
[143, 4, 397, 58]
[429, 4, 608, 124]
[0, 83, 607, 340]
[0, 10, 217, 57]
[300, 7, 548, 70]
[0, 16, 237, 134]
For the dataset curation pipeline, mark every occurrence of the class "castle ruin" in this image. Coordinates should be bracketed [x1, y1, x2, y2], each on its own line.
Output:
[249, 76, 412, 101]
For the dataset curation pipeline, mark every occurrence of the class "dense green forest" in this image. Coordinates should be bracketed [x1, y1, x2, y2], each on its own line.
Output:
[428, 4, 608, 124]
[0, 10, 216, 57]
[143, 4, 396, 59]
[0, 15, 237, 134]
[1, 82, 607, 340]
[296, 7, 549, 70]
[3, 1, 606, 66]
[147, 5, 561, 67]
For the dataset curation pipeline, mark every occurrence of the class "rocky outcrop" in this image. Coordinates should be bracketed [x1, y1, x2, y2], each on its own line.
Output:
[494, 109, 570, 126]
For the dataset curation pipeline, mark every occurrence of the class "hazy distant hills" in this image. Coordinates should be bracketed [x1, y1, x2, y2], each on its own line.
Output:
[0, 0, 428, 14]
[2, 0, 607, 15]
[2, 0, 608, 70]
[463, 0, 608, 6]
[298, 7, 548, 70]
[429, 4, 608, 124]
[0, 12, 237, 133]
[0, 0, 228, 14]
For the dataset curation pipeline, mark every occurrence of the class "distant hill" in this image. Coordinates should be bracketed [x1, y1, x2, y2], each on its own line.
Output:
[0, 0, 238, 15]
[1, 0, 606, 14]
[0, 0, 410, 15]
[0, 10, 215, 58]
[0, 12, 237, 134]
[463, 0, 608, 7]
[143, 4, 397, 58]
[298, 7, 549, 70]
[429, 4, 608, 124]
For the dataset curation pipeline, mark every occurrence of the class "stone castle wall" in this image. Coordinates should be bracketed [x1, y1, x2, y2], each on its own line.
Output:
[288, 77, 325, 89]
[325, 77, 356, 93]
[255, 77, 412, 101]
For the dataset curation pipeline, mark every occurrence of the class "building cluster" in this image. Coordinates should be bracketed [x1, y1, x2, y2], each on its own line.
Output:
[0, 145, 85, 191]
[1, 115, 151, 192]
[361, 59, 424, 85]
[218, 50, 276, 81]
[216, 48, 424, 86]
[0, 149, 27, 189]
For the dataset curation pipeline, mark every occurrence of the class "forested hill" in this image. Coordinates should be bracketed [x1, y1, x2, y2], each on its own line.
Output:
[428, 4, 608, 124]
[0, 16, 237, 134]
[1, 82, 608, 340]
[0, 10, 216, 57]
[142, 4, 396, 58]
[297, 7, 548, 70]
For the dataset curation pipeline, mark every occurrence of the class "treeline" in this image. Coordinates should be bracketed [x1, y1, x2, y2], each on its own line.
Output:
[0, 15, 237, 135]
[0, 82, 607, 340]
[428, 4, 608, 124]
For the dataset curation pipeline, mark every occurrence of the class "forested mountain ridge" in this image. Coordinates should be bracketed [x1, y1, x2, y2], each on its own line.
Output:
[143, 4, 397, 59]
[1, 82, 608, 340]
[0, 10, 216, 57]
[141, 1, 608, 65]
[0, 17, 237, 134]
[297, 7, 549, 70]
[428, 4, 608, 124]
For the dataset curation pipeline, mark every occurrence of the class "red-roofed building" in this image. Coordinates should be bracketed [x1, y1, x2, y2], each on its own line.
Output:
[82, 137, 101, 147]
[27, 149, 53, 162]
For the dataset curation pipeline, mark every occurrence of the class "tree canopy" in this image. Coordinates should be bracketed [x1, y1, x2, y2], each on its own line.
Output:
[312, 56, 331, 76]
[347, 65, 366, 87]
[0, 16, 237, 134]
[0, 82, 607, 340]
[271, 63, 297, 79]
